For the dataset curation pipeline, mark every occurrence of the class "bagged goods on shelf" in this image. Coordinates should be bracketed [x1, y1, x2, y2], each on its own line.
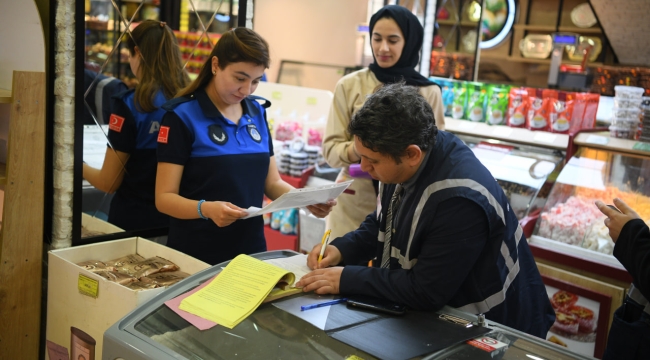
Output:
[549, 92, 574, 134]
[507, 87, 528, 127]
[451, 81, 468, 119]
[526, 88, 551, 132]
[466, 82, 487, 122]
[486, 84, 510, 125]
[436, 78, 456, 117]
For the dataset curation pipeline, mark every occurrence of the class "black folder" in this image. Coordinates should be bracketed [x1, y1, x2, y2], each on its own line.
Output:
[327, 309, 491, 360]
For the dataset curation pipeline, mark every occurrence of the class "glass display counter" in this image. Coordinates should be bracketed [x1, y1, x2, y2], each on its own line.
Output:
[103, 251, 593, 360]
[456, 133, 564, 219]
[530, 144, 649, 280]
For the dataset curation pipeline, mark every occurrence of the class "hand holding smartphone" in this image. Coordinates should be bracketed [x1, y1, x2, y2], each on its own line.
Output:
[346, 295, 407, 315]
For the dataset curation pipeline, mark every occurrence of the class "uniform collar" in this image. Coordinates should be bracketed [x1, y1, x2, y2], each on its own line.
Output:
[195, 87, 260, 119]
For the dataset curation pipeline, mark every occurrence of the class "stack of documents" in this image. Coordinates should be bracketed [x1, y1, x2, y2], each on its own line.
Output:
[179, 254, 310, 329]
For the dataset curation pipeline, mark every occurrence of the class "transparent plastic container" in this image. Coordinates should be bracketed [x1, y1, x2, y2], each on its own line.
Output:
[614, 85, 645, 100]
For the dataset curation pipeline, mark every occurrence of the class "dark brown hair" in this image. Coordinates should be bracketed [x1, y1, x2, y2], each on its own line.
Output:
[126, 20, 190, 112]
[176, 27, 270, 97]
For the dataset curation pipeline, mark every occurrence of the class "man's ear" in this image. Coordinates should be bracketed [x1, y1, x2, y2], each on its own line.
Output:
[404, 145, 423, 167]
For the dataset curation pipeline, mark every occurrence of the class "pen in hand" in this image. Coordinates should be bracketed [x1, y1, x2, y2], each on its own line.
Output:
[301, 298, 348, 311]
[317, 229, 332, 265]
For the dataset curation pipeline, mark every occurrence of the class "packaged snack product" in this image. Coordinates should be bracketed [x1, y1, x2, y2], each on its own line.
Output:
[438, 79, 456, 117]
[581, 93, 600, 130]
[120, 256, 180, 279]
[550, 92, 574, 134]
[507, 87, 528, 127]
[77, 260, 114, 272]
[451, 81, 467, 119]
[466, 82, 487, 122]
[526, 88, 551, 131]
[486, 85, 509, 125]
[139, 271, 191, 287]
[106, 254, 146, 271]
[95, 270, 137, 285]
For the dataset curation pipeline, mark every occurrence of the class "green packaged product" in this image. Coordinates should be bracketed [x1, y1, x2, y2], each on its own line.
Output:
[451, 82, 467, 119]
[486, 85, 510, 125]
[466, 82, 487, 122]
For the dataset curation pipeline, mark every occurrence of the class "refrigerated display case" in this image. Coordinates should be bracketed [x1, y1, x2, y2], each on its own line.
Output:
[103, 251, 593, 360]
[529, 140, 647, 281]
[453, 130, 565, 220]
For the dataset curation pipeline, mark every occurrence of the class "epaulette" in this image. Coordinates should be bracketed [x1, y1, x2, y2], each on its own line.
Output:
[247, 94, 272, 109]
[162, 94, 194, 111]
[111, 88, 134, 100]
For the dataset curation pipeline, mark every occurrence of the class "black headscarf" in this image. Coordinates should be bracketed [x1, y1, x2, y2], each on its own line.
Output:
[368, 5, 435, 87]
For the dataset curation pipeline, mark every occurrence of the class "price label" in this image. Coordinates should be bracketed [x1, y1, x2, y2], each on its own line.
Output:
[306, 97, 317, 105]
[458, 121, 477, 130]
[78, 274, 99, 298]
[533, 132, 557, 144]
[633, 142, 650, 152]
[492, 126, 513, 137]
[585, 135, 609, 145]
[271, 91, 282, 100]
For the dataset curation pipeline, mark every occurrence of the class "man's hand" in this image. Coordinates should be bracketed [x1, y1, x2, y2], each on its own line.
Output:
[295, 267, 344, 294]
[595, 198, 641, 242]
[307, 242, 342, 270]
[306, 199, 337, 218]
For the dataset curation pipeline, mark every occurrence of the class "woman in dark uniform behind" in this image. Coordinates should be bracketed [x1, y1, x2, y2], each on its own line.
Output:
[83, 20, 190, 231]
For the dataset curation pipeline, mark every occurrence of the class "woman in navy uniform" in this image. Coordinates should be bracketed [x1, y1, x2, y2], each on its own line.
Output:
[156, 28, 334, 265]
[83, 20, 190, 231]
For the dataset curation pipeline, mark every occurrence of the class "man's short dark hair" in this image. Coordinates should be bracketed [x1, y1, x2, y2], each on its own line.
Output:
[348, 82, 438, 163]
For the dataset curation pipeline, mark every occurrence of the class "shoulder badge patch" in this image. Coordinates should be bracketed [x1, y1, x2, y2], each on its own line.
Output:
[247, 124, 262, 143]
[209, 125, 228, 145]
[109, 114, 125, 132]
[157, 126, 170, 144]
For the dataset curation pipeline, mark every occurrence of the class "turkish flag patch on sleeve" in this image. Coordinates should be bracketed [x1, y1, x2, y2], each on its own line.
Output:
[108, 114, 125, 132]
[158, 126, 170, 144]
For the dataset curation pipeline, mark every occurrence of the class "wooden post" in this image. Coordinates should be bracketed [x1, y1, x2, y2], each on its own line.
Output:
[0, 71, 46, 358]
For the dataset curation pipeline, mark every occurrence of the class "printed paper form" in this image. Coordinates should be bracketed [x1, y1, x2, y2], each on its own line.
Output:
[179, 254, 293, 329]
[243, 180, 353, 218]
[263, 254, 311, 284]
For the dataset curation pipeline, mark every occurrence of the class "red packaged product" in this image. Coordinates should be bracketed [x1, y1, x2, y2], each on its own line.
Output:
[581, 93, 600, 130]
[526, 89, 551, 131]
[550, 92, 574, 134]
[570, 93, 588, 134]
[569, 305, 597, 333]
[506, 87, 528, 128]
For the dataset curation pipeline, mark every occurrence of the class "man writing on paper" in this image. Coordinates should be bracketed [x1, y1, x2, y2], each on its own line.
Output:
[297, 82, 555, 338]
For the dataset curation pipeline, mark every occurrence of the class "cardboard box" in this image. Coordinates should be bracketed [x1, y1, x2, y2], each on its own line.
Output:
[46, 237, 210, 360]
[81, 212, 124, 236]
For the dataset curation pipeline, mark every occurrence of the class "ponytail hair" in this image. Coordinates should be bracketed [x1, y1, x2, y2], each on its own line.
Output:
[127, 20, 190, 112]
[176, 27, 270, 98]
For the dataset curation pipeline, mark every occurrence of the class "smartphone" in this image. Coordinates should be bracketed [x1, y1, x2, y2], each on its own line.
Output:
[346, 295, 407, 315]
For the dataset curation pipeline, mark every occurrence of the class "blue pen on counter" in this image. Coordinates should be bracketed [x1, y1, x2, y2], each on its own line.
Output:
[300, 298, 348, 311]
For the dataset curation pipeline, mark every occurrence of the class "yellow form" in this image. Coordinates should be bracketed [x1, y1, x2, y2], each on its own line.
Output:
[179, 254, 295, 329]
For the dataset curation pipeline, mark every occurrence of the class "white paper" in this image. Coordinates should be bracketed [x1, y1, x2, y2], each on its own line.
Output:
[272, 294, 338, 330]
[263, 254, 311, 283]
[242, 180, 353, 219]
[83, 125, 109, 169]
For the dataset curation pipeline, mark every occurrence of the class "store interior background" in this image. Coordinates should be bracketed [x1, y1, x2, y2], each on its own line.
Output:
[2, 0, 650, 358]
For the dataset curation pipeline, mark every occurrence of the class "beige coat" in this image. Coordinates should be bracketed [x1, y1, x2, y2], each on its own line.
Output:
[322, 68, 446, 240]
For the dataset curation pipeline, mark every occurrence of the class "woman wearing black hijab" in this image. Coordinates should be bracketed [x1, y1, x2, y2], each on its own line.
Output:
[322, 5, 445, 240]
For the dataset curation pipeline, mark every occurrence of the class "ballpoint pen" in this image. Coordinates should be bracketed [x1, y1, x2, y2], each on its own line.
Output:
[301, 298, 348, 311]
[317, 229, 332, 265]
